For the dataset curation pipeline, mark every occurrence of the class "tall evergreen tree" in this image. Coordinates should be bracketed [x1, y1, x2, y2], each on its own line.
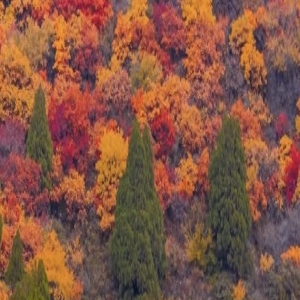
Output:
[207, 115, 252, 277]
[142, 127, 167, 281]
[36, 259, 50, 300]
[5, 229, 25, 288]
[26, 85, 53, 190]
[111, 119, 166, 299]
[11, 259, 50, 300]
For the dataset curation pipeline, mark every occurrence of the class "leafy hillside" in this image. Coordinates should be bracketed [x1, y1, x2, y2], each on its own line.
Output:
[0, 0, 300, 299]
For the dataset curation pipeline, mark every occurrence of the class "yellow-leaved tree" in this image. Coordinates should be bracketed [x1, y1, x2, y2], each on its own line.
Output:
[260, 252, 274, 273]
[30, 230, 82, 300]
[232, 280, 246, 300]
[96, 129, 128, 231]
[230, 9, 267, 91]
[0, 41, 44, 123]
[281, 246, 300, 268]
[176, 153, 198, 200]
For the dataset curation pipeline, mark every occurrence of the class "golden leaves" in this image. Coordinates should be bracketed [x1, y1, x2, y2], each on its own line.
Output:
[260, 252, 274, 273]
[96, 129, 128, 231]
[31, 230, 81, 300]
[176, 153, 198, 200]
[281, 246, 300, 268]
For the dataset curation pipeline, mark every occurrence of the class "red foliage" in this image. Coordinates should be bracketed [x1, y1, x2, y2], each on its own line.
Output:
[49, 85, 94, 174]
[275, 112, 288, 139]
[72, 16, 102, 82]
[153, 3, 186, 55]
[0, 154, 49, 217]
[0, 118, 26, 160]
[284, 140, 300, 205]
[150, 110, 176, 159]
[54, 0, 113, 29]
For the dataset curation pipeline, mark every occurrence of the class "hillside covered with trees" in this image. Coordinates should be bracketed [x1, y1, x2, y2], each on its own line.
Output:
[0, 0, 300, 299]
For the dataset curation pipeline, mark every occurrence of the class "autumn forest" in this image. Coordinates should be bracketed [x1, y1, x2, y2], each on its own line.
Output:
[0, 0, 300, 299]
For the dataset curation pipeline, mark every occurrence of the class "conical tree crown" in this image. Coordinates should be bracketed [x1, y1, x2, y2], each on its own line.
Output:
[26, 85, 53, 190]
[11, 259, 50, 300]
[5, 229, 25, 288]
[36, 259, 50, 300]
[207, 115, 252, 277]
[111, 119, 166, 299]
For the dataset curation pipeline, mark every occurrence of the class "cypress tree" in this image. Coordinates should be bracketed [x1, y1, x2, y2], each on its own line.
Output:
[207, 115, 252, 277]
[111, 119, 166, 299]
[36, 259, 50, 300]
[11, 259, 50, 300]
[142, 127, 167, 281]
[26, 85, 53, 190]
[5, 229, 25, 288]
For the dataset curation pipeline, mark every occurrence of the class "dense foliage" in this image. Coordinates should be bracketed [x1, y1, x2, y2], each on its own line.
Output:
[0, 0, 300, 298]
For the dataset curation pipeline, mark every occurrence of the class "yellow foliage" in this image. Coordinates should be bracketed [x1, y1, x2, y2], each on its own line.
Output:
[178, 104, 204, 153]
[260, 252, 274, 272]
[181, 0, 215, 28]
[186, 223, 213, 268]
[176, 153, 198, 199]
[51, 169, 88, 205]
[230, 10, 257, 55]
[50, 169, 91, 221]
[141, 75, 190, 126]
[52, 13, 82, 78]
[248, 92, 272, 127]
[31, 230, 81, 300]
[111, 0, 148, 69]
[278, 135, 293, 188]
[0, 281, 8, 300]
[295, 98, 300, 134]
[96, 129, 128, 231]
[232, 280, 246, 300]
[230, 9, 267, 90]
[0, 41, 46, 122]
[281, 246, 300, 268]
[240, 42, 267, 90]
[96, 67, 113, 89]
[292, 171, 300, 203]
[130, 52, 163, 92]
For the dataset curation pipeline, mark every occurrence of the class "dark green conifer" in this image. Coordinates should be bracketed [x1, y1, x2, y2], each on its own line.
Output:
[26, 85, 53, 190]
[11, 259, 50, 300]
[142, 126, 167, 281]
[36, 259, 50, 300]
[207, 115, 252, 277]
[111, 119, 166, 299]
[5, 229, 25, 288]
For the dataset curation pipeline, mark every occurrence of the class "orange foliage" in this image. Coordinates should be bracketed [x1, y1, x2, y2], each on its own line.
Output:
[281, 246, 300, 268]
[178, 105, 204, 153]
[31, 230, 82, 300]
[95, 129, 128, 231]
[197, 147, 210, 197]
[154, 161, 174, 211]
[50, 169, 91, 222]
[176, 153, 198, 200]
[231, 100, 261, 141]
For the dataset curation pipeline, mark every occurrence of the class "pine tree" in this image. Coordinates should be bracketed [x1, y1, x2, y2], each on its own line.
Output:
[207, 115, 252, 277]
[26, 85, 53, 190]
[111, 119, 166, 299]
[36, 259, 50, 300]
[11, 259, 50, 300]
[142, 127, 167, 281]
[5, 229, 25, 288]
